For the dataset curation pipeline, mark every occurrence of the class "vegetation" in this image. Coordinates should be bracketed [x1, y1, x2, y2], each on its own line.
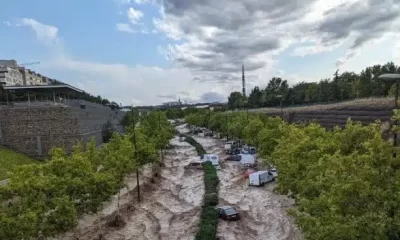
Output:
[183, 135, 219, 240]
[0, 147, 40, 180]
[185, 110, 400, 239]
[196, 162, 219, 240]
[102, 120, 115, 143]
[183, 135, 206, 156]
[0, 111, 174, 240]
[228, 62, 400, 109]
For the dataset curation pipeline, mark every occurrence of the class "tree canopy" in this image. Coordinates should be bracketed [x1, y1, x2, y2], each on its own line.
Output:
[185, 110, 400, 239]
[240, 62, 400, 108]
[0, 111, 174, 239]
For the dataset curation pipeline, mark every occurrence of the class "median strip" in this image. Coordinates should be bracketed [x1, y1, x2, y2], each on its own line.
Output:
[182, 134, 220, 240]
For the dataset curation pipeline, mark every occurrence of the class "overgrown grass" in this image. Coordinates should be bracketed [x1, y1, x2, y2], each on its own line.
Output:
[183, 134, 220, 240]
[0, 147, 40, 180]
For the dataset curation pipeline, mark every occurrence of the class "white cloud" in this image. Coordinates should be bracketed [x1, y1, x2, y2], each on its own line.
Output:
[114, 0, 132, 4]
[17, 0, 400, 106]
[134, 0, 149, 4]
[154, 0, 400, 79]
[3, 21, 11, 26]
[20, 18, 59, 44]
[127, 7, 144, 24]
[116, 23, 135, 33]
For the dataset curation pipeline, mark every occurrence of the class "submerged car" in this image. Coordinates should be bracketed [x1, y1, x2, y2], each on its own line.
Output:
[186, 161, 204, 170]
[216, 206, 241, 221]
[225, 148, 241, 155]
[225, 154, 241, 161]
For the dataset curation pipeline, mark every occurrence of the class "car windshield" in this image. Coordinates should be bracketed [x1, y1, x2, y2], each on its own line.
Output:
[224, 207, 237, 215]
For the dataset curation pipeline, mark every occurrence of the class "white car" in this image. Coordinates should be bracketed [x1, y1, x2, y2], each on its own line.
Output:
[270, 168, 278, 177]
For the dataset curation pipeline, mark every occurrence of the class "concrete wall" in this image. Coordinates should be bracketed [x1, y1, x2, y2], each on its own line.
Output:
[0, 103, 124, 158]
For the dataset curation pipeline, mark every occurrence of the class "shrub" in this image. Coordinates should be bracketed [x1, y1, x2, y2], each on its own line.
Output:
[184, 135, 220, 240]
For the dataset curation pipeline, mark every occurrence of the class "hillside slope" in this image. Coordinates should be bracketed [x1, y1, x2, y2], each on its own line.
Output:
[0, 147, 40, 180]
[250, 98, 395, 129]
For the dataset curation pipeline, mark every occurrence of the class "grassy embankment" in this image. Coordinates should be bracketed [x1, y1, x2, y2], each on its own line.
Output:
[0, 147, 40, 180]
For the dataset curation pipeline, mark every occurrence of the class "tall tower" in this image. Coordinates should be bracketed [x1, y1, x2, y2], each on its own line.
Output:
[242, 64, 246, 96]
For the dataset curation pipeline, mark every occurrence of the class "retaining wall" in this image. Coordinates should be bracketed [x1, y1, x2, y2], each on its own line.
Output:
[0, 104, 124, 158]
[260, 98, 396, 129]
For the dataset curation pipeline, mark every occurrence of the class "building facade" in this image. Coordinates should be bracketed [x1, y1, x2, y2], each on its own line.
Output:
[0, 59, 51, 86]
[0, 67, 24, 86]
[19, 67, 50, 85]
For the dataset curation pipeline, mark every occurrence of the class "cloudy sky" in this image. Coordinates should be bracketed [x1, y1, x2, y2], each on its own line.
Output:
[1, 0, 399, 105]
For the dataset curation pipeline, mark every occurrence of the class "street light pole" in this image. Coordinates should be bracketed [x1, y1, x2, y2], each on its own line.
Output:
[379, 74, 400, 158]
[276, 95, 283, 118]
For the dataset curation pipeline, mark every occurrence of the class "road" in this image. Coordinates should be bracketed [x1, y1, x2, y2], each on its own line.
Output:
[102, 135, 204, 240]
[192, 135, 303, 240]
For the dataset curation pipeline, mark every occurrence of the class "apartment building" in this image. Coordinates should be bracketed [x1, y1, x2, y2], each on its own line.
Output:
[0, 59, 51, 86]
[19, 67, 50, 85]
[0, 66, 24, 86]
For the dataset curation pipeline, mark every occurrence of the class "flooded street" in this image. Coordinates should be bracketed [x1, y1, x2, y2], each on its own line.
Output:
[103, 135, 204, 240]
[192, 134, 303, 240]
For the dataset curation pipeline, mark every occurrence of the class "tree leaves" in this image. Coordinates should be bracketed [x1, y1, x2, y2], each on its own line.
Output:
[0, 111, 174, 239]
[186, 110, 400, 240]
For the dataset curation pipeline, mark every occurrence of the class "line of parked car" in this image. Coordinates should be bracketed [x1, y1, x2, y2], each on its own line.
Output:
[184, 126, 280, 222]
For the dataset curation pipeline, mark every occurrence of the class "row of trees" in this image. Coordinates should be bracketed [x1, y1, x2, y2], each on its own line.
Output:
[185, 110, 400, 239]
[0, 111, 175, 239]
[228, 62, 400, 109]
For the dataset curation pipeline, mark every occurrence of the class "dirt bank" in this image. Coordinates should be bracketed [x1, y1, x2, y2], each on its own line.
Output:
[192, 135, 303, 240]
[102, 135, 204, 240]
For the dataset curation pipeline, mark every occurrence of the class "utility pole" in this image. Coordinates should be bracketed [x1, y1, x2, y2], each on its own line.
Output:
[208, 107, 211, 130]
[225, 114, 228, 141]
[158, 112, 164, 161]
[394, 79, 399, 158]
[131, 108, 140, 202]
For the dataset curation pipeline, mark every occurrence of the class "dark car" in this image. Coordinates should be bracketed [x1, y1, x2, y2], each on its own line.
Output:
[217, 206, 241, 221]
[225, 155, 241, 161]
[249, 147, 256, 155]
[225, 148, 241, 155]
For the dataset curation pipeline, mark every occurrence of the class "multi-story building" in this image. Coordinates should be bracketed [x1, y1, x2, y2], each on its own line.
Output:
[0, 59, 51, 86]
[0, 60, 24, 86]
[19, 67, 50, 85]
[0, 68, 24, 86]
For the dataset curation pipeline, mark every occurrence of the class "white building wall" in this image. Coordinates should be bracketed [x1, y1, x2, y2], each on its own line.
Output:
[0, 67, 23, 86]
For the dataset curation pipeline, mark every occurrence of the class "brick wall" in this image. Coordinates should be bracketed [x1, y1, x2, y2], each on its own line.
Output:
[0, 105, 124, 158]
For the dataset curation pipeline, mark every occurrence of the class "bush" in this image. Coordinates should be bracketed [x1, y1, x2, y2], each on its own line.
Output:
[204, 193, 218, 206]
[183, 135, 220, 240]
[183, 135, 207, 155]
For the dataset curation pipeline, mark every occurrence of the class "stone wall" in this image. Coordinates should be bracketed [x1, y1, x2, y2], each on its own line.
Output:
[0, 104, 124, 158]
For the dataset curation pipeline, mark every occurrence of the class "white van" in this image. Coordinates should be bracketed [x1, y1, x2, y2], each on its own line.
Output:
[239, 154, 255, 167]
[249, 171, 275, 186]
[224, 141, 237, 150]
[200, 154, 220, 166]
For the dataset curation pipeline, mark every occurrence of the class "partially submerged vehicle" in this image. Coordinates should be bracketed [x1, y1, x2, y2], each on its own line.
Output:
[270, 167, 278, 177]
[200, 154, 221, 170]
[239, 154, 256, 167]
[186, 160, 204, 170]
[248, 171, 275, 186]
[224, 141, 237, 151]
[216, 206, 241, 221]
[226, 147, 241, 155]
[225, 154, 241, 161]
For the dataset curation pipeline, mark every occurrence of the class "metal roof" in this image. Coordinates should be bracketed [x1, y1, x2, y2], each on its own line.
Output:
[3, 84, 84, 93]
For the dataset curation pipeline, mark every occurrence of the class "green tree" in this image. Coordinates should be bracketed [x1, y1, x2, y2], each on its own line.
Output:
[228, 92, 246, 110]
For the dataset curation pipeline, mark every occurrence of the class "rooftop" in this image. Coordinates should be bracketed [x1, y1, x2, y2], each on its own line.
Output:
[3, 84, 84, 94]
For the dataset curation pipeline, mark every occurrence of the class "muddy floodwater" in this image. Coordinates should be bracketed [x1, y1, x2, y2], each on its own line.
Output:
[57, 124, 302, 240]
[103, 135, 204, 240]
[192, 135, 303, 240]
